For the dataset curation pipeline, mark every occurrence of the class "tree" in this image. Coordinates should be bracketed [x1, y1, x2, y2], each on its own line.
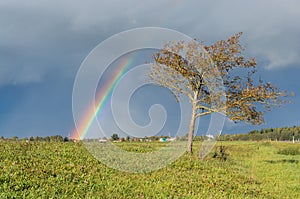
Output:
[149, 32, 287, 154]
[64, 136, 69, 142]
[111, 133, 119, 141]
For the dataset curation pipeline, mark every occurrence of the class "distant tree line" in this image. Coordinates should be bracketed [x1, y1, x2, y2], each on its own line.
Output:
[1, 125, 299, 142]
[218, 126, 300, 141]
[0, 135, 70, 142]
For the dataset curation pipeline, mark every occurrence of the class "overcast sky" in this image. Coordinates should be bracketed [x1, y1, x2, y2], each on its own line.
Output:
[1, 0, 300, 138]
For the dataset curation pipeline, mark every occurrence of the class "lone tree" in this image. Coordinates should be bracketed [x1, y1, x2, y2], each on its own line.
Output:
[149, 32, 287, 154]
[111, 133, 119, 141]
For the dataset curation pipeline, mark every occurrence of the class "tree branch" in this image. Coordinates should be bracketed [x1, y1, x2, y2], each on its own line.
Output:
[195, 111, 212, 118]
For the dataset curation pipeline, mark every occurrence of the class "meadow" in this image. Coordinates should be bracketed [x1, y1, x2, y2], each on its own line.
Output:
[0, 140, 299, 198]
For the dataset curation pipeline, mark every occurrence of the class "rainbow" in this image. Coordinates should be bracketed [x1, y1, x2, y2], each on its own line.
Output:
[71, 54, 136, 140]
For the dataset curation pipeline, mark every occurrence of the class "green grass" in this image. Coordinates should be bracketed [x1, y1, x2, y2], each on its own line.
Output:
[277, 146, 300, 156]
[0, 140, 299, 198]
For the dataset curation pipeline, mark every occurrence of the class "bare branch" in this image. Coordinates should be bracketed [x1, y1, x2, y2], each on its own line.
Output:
[195, 111, 212, 118]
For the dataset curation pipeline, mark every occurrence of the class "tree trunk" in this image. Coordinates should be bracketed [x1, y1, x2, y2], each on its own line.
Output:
[187, 105, 197, 153]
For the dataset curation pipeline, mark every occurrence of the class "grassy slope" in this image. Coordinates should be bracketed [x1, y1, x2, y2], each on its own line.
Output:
[0, 141, 299, 198]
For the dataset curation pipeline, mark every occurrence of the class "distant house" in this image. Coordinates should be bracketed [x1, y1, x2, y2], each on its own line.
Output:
[99, 139, 107, 143]
[206, 134, 215, 140]
[159, 138, 168, 142]
[159, 137, 176, 142]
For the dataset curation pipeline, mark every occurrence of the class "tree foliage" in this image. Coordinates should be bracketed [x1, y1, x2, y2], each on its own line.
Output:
[149, 32, 287, 153]
[111, 133, 119, 141]
[219, 126, 300, 141]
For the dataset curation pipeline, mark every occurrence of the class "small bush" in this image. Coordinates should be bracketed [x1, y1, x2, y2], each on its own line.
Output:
[212, 145, 229, 161]
[277, 147, 300, 156]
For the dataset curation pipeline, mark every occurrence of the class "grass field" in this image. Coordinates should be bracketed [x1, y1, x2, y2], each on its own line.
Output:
[0, 140, 299, 198]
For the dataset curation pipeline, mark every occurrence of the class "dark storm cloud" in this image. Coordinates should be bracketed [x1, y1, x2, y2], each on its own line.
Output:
[0, 0, 144, 85]
[1, 0, 300, 86]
